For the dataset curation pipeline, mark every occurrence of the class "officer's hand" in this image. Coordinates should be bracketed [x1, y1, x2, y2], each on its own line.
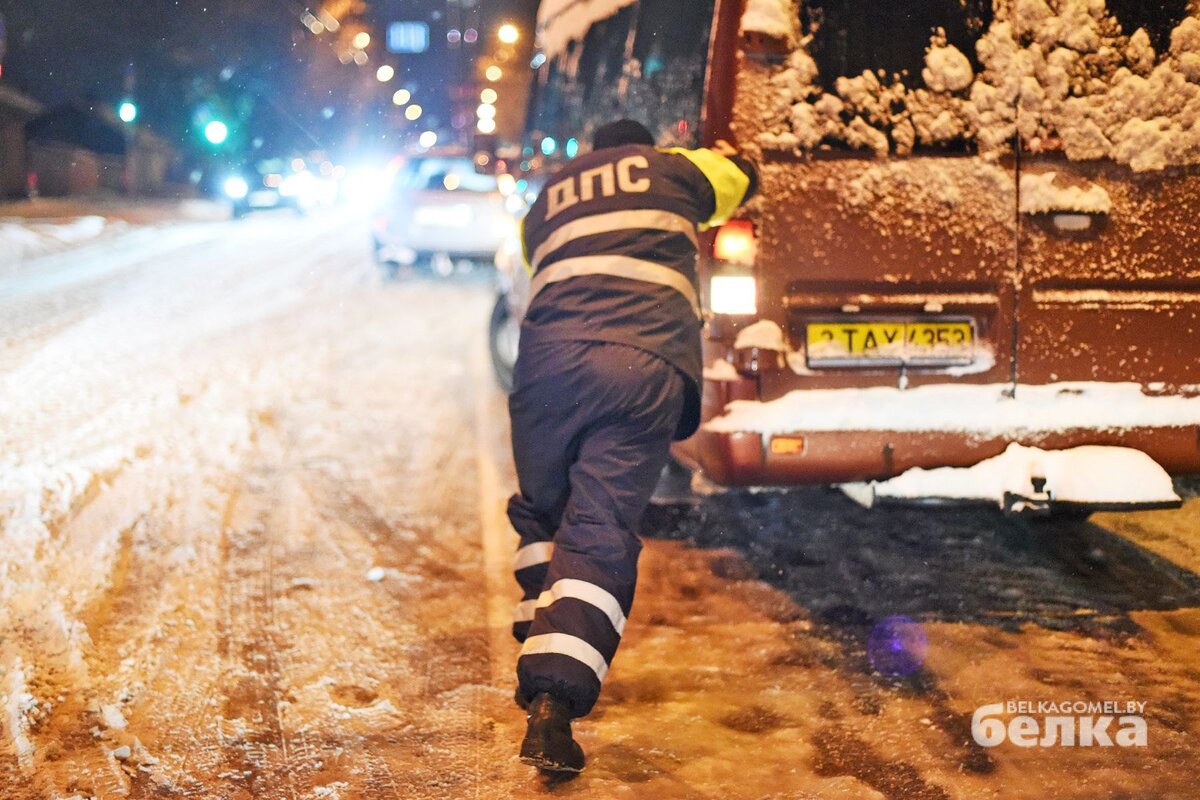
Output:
[710, 139, 738, 157]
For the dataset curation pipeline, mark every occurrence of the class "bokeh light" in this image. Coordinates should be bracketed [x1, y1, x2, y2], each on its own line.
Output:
[204, 120, 229, 145]
[498, 23, 520, 44]
[867, 616, 929, 677]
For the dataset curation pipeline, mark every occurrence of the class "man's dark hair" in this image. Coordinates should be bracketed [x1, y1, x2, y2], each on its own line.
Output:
[593, 119, 655, 150]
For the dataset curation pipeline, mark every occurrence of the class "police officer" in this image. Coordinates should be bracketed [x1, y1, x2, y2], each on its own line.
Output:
[508, 119, 757, 772]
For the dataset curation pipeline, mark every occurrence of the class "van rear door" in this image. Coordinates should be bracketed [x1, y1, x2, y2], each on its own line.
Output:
[742, 0, 1018, 403]
[1011, 7, 1200, 399]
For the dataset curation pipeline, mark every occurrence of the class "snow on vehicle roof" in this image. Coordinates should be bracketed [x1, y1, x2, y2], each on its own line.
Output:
[749, 1, 1200, 171]
[536, 0, 637, 60]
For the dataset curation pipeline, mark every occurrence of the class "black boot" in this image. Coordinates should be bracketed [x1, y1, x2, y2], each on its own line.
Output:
[519, 693, 585, 773]
[514, 686, 529, 710]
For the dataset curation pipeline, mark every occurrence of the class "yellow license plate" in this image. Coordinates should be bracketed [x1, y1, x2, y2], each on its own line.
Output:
[806, 320, 974, 366]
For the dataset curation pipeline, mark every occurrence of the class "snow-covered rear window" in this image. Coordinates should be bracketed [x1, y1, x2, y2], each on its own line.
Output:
[1105, 0, 1190, 51]
[752, 0, 1200, 170]
[802, 0, 992, 92]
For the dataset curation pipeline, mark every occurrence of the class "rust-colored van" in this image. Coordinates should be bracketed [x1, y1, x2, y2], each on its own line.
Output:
[501, 0, 1200, 512]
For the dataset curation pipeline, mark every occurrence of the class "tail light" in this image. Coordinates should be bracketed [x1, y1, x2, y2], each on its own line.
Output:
[712, 218, 756, 265]
[709, 218, 758, 315]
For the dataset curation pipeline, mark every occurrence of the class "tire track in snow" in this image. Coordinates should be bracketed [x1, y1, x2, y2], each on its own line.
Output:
[214, 468, 298, 799]
[265, 468, 406, 800]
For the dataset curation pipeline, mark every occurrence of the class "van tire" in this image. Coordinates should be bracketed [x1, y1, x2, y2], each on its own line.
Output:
[489, 295, 517, 393]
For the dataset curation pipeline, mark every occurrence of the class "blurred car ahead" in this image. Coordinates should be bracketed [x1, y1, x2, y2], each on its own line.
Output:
[223, 158, 336, 219]
[372, 153, 513, 276]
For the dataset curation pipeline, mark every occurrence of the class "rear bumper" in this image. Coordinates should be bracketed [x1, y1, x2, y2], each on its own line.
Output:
[694, 374, 1200, 486]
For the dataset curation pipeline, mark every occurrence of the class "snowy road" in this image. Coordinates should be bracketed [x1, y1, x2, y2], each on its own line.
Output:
[1, 211, 1198, 799]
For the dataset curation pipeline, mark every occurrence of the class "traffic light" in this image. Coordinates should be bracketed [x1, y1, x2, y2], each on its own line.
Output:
[118, 101, 138, 123]
[204, 120, 229, 145]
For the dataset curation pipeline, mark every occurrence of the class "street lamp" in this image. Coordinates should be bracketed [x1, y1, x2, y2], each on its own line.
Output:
[353, 31, 371, 49]
[485, 65, 502, 82]
[498, 23, 519, 44]
[376, 65, 395, 82]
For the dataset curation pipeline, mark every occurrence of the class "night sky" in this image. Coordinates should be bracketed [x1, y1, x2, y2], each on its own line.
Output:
[0, 0, 537, 167]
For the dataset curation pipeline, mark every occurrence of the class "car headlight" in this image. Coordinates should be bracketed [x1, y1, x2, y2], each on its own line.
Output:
[709, 274, 757, 315]
[279, 174, 301, 197]
[224, 177, 249, 200]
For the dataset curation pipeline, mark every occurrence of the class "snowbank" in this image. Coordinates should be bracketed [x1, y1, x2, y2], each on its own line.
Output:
[704, 381, 1200, 437]
[0, 216, 113, 263]
[841, 443, 1180, 507]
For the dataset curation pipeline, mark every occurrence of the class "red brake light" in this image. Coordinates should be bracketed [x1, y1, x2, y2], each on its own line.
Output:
[713, 218, 757, 265]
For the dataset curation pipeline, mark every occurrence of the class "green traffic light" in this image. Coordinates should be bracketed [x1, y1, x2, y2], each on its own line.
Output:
[204, 120, 229, 145]
[118, 101, 138, 123]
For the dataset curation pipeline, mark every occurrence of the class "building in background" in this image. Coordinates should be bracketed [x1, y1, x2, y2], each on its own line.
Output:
[0, 82, 40, 198]
[26, 102, 177, 196]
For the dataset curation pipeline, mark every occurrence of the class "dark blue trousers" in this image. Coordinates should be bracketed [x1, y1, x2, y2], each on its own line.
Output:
[507, 339, 684, 717]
